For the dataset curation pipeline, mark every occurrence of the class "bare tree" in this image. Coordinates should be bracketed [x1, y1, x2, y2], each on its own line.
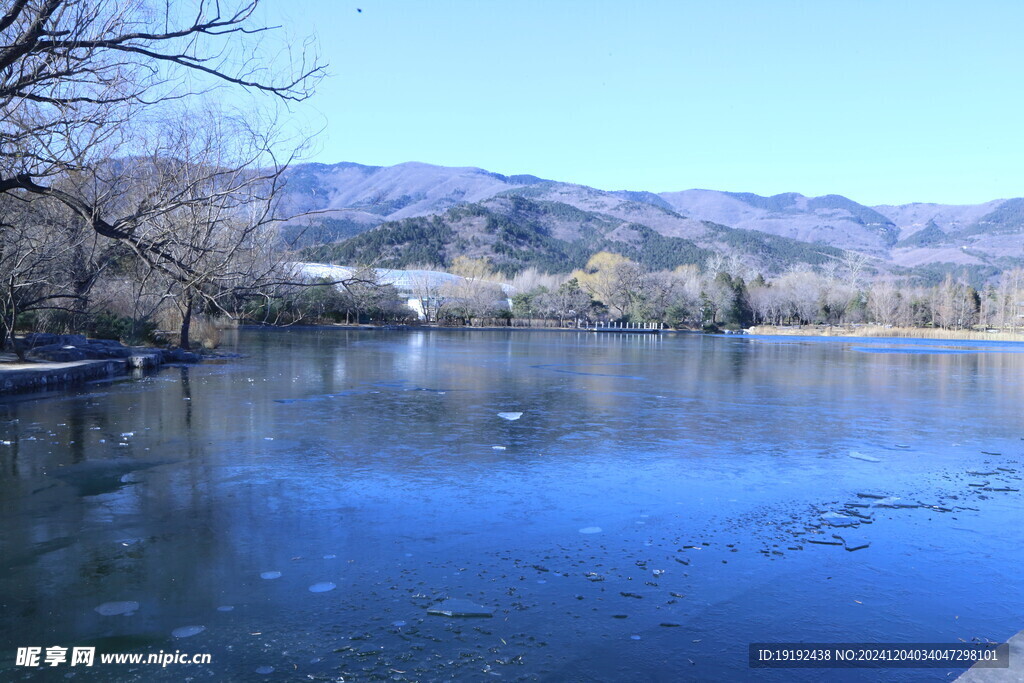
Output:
[747, 280, 782, 325]
[841, 250, 871, 291]
[0, 0, 322, 182]
[407, 270, 449, 323]
[536, 278, 591, 327]
[443, 257, 508, 326]
[81, 102, 306, 348]
[0, 1, 326, 348]
[774, 267, 823, 324]
[572, 252, 650, 319]
[867, 281, 906, 326]
[333, 268, 410, 324]
[932, 274, 979, 330]
[703, 253, 727, 279]
[0, 194, 82, 357]
[994, 268, 1024, 331]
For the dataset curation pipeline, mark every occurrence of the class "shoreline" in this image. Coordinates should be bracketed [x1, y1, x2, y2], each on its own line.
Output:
[0, 334, 205, 396]
[0, 359, 128, 395]
[745, 324, 1024, 343]
[250, 322, 1024, 343]
[241, 323, 705, 334]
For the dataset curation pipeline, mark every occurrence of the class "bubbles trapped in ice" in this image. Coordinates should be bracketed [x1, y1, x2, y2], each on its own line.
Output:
[216, 606, 234, 612]
[308, 582, 336, 593]
[497, 412, 523, 421]
[95, 601, 139, 616]
[260, 571, 282, 580]
[630, 635, 642, 640]
[579, 526, 603, 534]
[171, 625, 205, 638]
[323, 554, 337, 560]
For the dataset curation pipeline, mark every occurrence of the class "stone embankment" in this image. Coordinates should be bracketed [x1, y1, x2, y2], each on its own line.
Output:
[0, 333, 201, 394]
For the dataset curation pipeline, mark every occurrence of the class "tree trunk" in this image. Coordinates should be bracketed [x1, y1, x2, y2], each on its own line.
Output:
[11, 335, 24, 361]
[3, 304, 26, 361]
[70, 277, 94, 334]
[179, 294, 194, 350]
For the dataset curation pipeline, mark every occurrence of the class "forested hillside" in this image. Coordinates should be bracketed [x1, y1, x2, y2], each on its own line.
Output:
[282, 161, 1024, 281]
[301, 195, 846, 276]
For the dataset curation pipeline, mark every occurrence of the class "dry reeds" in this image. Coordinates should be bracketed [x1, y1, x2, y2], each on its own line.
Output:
[746, 325, 1024, 342]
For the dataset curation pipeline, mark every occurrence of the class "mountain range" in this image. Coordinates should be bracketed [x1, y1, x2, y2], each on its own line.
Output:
[283, 161, 1024, 282]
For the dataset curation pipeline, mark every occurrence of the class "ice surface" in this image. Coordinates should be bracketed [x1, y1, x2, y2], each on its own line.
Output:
[95, 601, 139, 616]
[308, 582, 336, 593]
[847, 451, 881, 463]
[427, 598, 494, 617]
[171, 625, 205, 638]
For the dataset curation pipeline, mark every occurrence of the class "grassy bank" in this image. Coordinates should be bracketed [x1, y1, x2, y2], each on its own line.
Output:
[746, 324, 1024, 342]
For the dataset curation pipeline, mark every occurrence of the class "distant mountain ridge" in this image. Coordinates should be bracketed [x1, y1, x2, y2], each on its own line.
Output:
[281, 161, 1024, 280]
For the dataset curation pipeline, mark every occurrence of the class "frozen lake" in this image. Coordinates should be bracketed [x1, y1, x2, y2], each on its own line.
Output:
[1, 328, 1023, 681]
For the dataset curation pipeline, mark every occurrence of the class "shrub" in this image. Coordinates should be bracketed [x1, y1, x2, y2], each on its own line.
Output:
[190, 316, 222, 349]
[89, 311, 157, 345]
[702, 322, 722, 334]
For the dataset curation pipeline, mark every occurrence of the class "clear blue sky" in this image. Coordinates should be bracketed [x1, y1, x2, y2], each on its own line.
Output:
[268, 1, 1024, 206]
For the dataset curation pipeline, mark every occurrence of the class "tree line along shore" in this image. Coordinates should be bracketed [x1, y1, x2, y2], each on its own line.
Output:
[279, 252, 1024, 336]
[7, 247, 1024, 359]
